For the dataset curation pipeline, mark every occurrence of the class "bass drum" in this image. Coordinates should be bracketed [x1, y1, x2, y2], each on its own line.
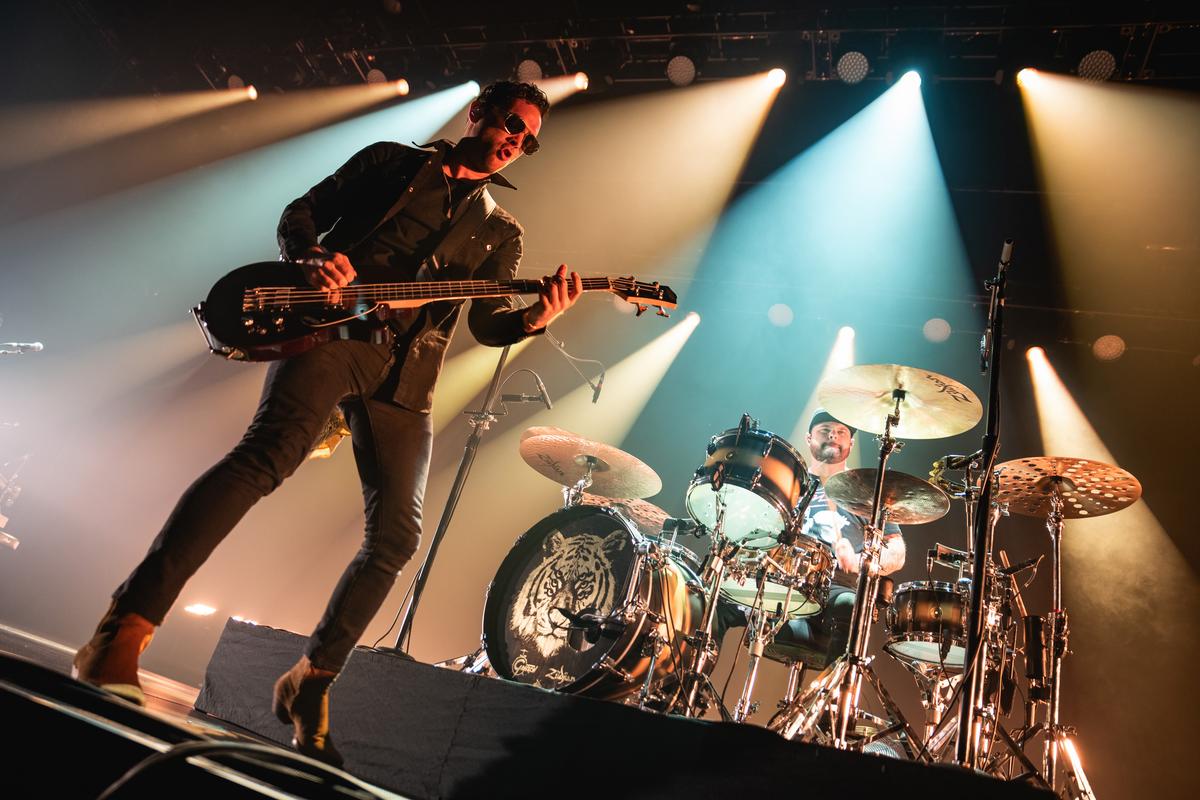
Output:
[483, 505, 707, 701]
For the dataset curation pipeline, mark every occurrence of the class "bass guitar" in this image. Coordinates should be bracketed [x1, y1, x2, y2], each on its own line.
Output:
[192, 261, 677, 361]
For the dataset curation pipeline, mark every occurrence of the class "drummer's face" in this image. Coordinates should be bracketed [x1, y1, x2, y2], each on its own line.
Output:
[808, 422, 853, 464]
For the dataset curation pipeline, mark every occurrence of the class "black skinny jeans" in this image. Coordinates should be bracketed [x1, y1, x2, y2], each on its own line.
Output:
[112, 339, 432, 671]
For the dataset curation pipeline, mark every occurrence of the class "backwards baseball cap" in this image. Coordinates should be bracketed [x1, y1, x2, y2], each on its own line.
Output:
[809, 408, 856, 437]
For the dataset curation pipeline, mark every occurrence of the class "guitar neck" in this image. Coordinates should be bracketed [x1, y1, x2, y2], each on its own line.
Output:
[355, 277, 615, 303]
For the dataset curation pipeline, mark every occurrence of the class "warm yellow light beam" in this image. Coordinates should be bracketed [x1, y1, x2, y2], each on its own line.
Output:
[1025, 345, 1197, 611]
[535, 73, 590, 105]
[0, 88, 256, 171]
[790, 326, 856, 450]
[492, 73, 785, 283]
[430, 338, 536, 436]
[1018, 71, 1200, 316]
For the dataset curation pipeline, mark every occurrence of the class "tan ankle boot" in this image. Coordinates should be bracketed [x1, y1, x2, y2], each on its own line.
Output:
[272, 655, 344, 767]
[72, 604, 156, 706]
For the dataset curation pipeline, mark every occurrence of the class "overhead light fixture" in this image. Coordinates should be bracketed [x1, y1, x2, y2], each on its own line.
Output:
[366, 68, 387, 84]
[666, 54, 697, 87]
[836, 51, 870, 85]
[766, 68, 787, 88]
[923, 318, 952, 343]
[574, 72, 589, 91]
[516, 58, 544, 83]
[1077, 49, 1117, 82]
[1091, 334, 1126, 361]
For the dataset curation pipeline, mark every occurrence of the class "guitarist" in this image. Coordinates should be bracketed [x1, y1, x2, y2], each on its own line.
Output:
[73, 81, 582, 764]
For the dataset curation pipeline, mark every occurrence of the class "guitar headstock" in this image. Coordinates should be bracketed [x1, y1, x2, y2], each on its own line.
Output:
[608, 277, 678, 318]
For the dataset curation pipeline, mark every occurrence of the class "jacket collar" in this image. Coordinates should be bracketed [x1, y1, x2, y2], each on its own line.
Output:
[414, 139, 518, 190]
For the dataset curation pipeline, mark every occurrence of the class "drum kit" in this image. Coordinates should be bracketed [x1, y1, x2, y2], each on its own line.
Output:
[442, 361, 1140, 799]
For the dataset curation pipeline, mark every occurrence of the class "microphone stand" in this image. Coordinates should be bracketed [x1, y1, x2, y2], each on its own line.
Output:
[955, 239, 1012, 767]
[393, 344, 513, 652]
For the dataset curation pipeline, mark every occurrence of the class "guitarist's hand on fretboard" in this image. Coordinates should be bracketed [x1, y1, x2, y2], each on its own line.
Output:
[301, 247, 357, 290]
[522, 264, 583, 333]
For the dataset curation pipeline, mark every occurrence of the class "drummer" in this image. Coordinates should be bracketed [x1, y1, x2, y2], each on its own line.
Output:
[715, 409, 906, 668]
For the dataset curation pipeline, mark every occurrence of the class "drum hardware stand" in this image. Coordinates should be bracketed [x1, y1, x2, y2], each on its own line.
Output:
[731, 571, 795, 723]
[770, 393, 922, 753]
[394, 344, 543, 654]
[957, 239, 1012, 768]
[676, 498, 735, 720]
[562, 455, 603, 507]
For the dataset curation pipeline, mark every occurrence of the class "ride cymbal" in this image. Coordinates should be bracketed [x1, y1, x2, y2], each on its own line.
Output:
[823, 468, 951, 525]
[818, 364, 982, 439]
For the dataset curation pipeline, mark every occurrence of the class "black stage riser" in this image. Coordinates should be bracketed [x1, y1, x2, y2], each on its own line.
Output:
[196, 619, 1053, 800]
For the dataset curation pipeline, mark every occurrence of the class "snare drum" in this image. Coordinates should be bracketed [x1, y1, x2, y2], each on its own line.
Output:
[686, 423, 811, 545]
[719, 535, 833, 619]
[884, 580, 968, 668]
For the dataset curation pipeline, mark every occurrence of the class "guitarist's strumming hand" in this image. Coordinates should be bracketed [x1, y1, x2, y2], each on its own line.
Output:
[522, 264, 583, 333]
[301, 247, 357, 290]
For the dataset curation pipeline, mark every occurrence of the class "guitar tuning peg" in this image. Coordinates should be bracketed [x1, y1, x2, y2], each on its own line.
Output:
[635, 304, 648, 317]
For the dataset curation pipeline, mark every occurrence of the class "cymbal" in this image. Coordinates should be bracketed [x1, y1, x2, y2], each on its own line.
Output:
[818, 364, 983, 439]
[520, 430, 662, 499]
[581, 493, 670, 536]
[823, 468, 951, 525]
[993, 456, 1141, 519]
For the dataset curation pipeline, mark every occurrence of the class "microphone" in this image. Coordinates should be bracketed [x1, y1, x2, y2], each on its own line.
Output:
[980, 239, 1013, 374]
[0, 342, 43, 354]
[532, 373, 553, 410]
[939, 450, 984, 470]
[591, 370, 605, 404]
[999, 556, 1040, 576]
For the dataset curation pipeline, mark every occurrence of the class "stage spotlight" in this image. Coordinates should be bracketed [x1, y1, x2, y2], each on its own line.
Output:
[667, 55, 698, 87]
[184, 603, 216, 616]
[923, 317, 951, 342]
[767, 303, 794, 327]
[1077, 49, 1117, 82]
[574, 72, 589, 91]
[1091, 334, 1126, 361]
[226, 74, 246, 90]
[246, 85, 258, 101]
[836, 51, 869, 85]
[517, 58, 544, 83]
[394, 79, 410, 96]
[766, 68, 787, 88]
[900, 70, 921, 88]
[366, 68, 387, 84]
[1016, 68, 1038, 87]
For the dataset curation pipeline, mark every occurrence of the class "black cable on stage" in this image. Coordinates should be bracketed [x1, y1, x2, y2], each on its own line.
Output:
[97, 740, 386, 800]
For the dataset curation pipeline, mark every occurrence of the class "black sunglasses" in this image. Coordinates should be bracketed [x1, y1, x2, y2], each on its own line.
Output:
[498, 110, 540, 155]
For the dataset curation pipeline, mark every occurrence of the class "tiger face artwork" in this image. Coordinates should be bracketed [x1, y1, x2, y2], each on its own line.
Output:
[510, 529, 627, 659]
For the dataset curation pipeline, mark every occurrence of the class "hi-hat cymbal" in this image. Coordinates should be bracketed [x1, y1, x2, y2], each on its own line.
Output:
[817, 364, 982, 440]
[519, 430, 662, 499]
[823, 468, 951, 525]
[993, 456, 1141, 519]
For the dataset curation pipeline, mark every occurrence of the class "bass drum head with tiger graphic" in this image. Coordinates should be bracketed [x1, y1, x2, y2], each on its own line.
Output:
[482, 505, 639, 691]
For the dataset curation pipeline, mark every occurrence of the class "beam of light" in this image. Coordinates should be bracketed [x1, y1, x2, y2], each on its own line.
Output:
[767, 68, 787, 88]
[183, 603, 216, 616]
[430, 337, 536, 436]
[1018, 71, 1200, 319]
[1025, 346, 1199, 780]
[0, 80, 469, 223]
[0, 88, 256, 172]
[789, 325, 856, 455]
[394, 312, 701, 658]
[688, 70, 973, 327]
[900, 70, 921, 87]
[534, 73, 590, 106]
[487, 73, 784, 286]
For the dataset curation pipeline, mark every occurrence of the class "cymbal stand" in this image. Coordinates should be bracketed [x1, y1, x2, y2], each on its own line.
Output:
[676, 496, 734, 720]
[732, 559, 796, 723]
[771, 393, 918, 749]
[563, 455, 600, 507]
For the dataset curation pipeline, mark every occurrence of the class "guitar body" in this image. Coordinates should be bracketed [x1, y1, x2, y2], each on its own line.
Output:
[192, 261, 678, 362]
[195, 262, 418, 361]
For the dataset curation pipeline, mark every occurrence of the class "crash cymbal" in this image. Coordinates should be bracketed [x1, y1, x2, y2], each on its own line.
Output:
[993, 456, 1141, 519]
[520, 430, 662, 499]
[581, 493, 670, 536]
[519, 425, 575, 443]
[823, 468, 951, 525]
[817, 364, 983, 440]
